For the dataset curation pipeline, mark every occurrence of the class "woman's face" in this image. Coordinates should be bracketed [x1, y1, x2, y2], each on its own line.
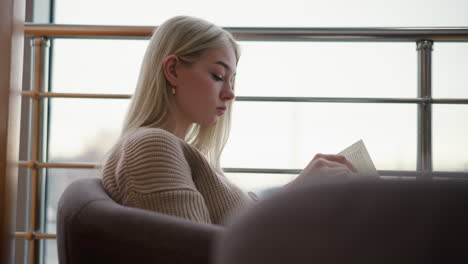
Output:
[171, 46, 237, 128]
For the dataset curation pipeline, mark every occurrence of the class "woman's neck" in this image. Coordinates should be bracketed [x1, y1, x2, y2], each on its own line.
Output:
[161, 112, 191, 140]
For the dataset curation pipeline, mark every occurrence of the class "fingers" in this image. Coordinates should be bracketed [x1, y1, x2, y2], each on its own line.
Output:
[296, 164, 355, 184]
[297, 153, 358, 182]
[314, 166, 353, 178]
[312, 153, 358, 173]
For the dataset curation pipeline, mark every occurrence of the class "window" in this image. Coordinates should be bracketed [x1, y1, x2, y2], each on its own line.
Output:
[16, 1, 468, 263]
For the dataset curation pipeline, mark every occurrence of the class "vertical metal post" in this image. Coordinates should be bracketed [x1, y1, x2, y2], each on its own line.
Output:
[416, 40, 433, 176]
[29, 36, 49, 264]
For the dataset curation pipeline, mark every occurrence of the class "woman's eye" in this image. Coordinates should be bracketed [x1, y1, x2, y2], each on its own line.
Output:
[212, 73, 223, 81]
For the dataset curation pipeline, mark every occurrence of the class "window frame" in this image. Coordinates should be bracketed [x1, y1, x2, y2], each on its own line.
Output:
[16, 24, 468, 264]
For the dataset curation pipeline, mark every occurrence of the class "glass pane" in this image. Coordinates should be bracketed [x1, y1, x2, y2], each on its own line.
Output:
[51, 39, 148, 94]
[44, 168, 100, 234]
[51, 39, 416, 98]
[222, 102, 417, 171]
[433, 105, 468, 171]
[48, 98, 129, 162]
[236, 42, 416, 98]
[43, 239, 58, 264]
[54, 0, 468, 27]
[433, 43, 468, 98]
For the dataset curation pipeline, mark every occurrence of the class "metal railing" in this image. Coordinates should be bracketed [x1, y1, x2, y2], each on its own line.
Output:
[17, 24, 468, 264]
[24, 24, 468, 41]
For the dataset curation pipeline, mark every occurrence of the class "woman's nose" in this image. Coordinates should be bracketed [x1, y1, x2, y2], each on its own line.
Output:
[221, 85, 235, 101]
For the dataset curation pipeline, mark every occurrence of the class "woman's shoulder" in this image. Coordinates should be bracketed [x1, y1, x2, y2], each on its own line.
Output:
[122, 127, 184, 149]
[118, 127, 202, 163]
[106, 127, 187, 163]
[113, 127, 193, 174]
[127, 127, 179, 141]
[102, 127, 197, 200]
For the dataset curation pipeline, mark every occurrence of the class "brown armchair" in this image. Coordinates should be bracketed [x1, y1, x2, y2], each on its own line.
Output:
[56, 178, 222, 264]
[215, 178, 468, 264]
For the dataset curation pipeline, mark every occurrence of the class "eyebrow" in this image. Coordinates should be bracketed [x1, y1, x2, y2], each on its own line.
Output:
[215, 61, 231, 71]
[214, 61, 236, 76]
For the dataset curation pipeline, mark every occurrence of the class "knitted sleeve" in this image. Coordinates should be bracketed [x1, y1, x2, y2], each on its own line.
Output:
[117, 128, 211, 224]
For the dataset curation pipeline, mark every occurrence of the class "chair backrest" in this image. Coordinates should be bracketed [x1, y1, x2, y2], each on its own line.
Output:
[215, 178, 468, 264]
[57, 178, 222, 264]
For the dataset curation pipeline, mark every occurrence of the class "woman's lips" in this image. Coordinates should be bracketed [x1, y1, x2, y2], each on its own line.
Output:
[216, 107, 226, 114]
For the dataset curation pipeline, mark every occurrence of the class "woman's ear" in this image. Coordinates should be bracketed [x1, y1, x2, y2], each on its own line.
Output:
[162, 54, 179, 86]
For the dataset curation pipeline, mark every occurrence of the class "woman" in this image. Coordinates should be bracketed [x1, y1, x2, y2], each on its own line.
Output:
[101, 16, 356, 225]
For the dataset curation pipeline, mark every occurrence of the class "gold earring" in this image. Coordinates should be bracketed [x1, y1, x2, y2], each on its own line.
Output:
[171, 87, 176, 95]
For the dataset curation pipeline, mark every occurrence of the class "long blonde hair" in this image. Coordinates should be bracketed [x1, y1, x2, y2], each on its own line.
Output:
[119, 16, 240, 172]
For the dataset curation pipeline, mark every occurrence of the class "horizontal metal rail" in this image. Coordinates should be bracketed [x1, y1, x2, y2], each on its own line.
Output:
[18, 161, 97, 169]
[431, 99, 468, 104]
[22, 92, 131, 99]
[237, 97, 468, 104]
[238, 97, 423, 103]
[20, 91, 468, 104]
[15, 232, 56, 240]
[18, 160, 468, 178]
[24, 24, 468, 41]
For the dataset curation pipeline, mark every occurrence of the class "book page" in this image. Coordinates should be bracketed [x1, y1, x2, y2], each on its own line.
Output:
[337, 139, 379, 177]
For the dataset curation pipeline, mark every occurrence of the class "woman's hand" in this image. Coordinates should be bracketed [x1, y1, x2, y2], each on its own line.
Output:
[288, 154, 358, 187]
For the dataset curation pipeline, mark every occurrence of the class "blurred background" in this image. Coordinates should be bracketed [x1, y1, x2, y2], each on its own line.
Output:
[15, 0, 468, 263]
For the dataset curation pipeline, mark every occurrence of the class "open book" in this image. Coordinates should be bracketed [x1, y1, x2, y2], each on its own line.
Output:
[337, 139, 379, 177]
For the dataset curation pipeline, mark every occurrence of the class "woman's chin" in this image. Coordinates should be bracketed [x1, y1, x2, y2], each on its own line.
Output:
[206, 116, 219, 126]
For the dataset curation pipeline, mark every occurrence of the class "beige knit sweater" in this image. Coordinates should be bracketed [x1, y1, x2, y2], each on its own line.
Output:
[101, 127, 252, 225]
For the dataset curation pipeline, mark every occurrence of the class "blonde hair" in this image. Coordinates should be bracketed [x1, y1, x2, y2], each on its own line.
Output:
[119, 16, 240, 172]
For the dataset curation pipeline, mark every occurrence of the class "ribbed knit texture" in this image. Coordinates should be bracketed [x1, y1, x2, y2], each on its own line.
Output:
[102, 127, 252, 225]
